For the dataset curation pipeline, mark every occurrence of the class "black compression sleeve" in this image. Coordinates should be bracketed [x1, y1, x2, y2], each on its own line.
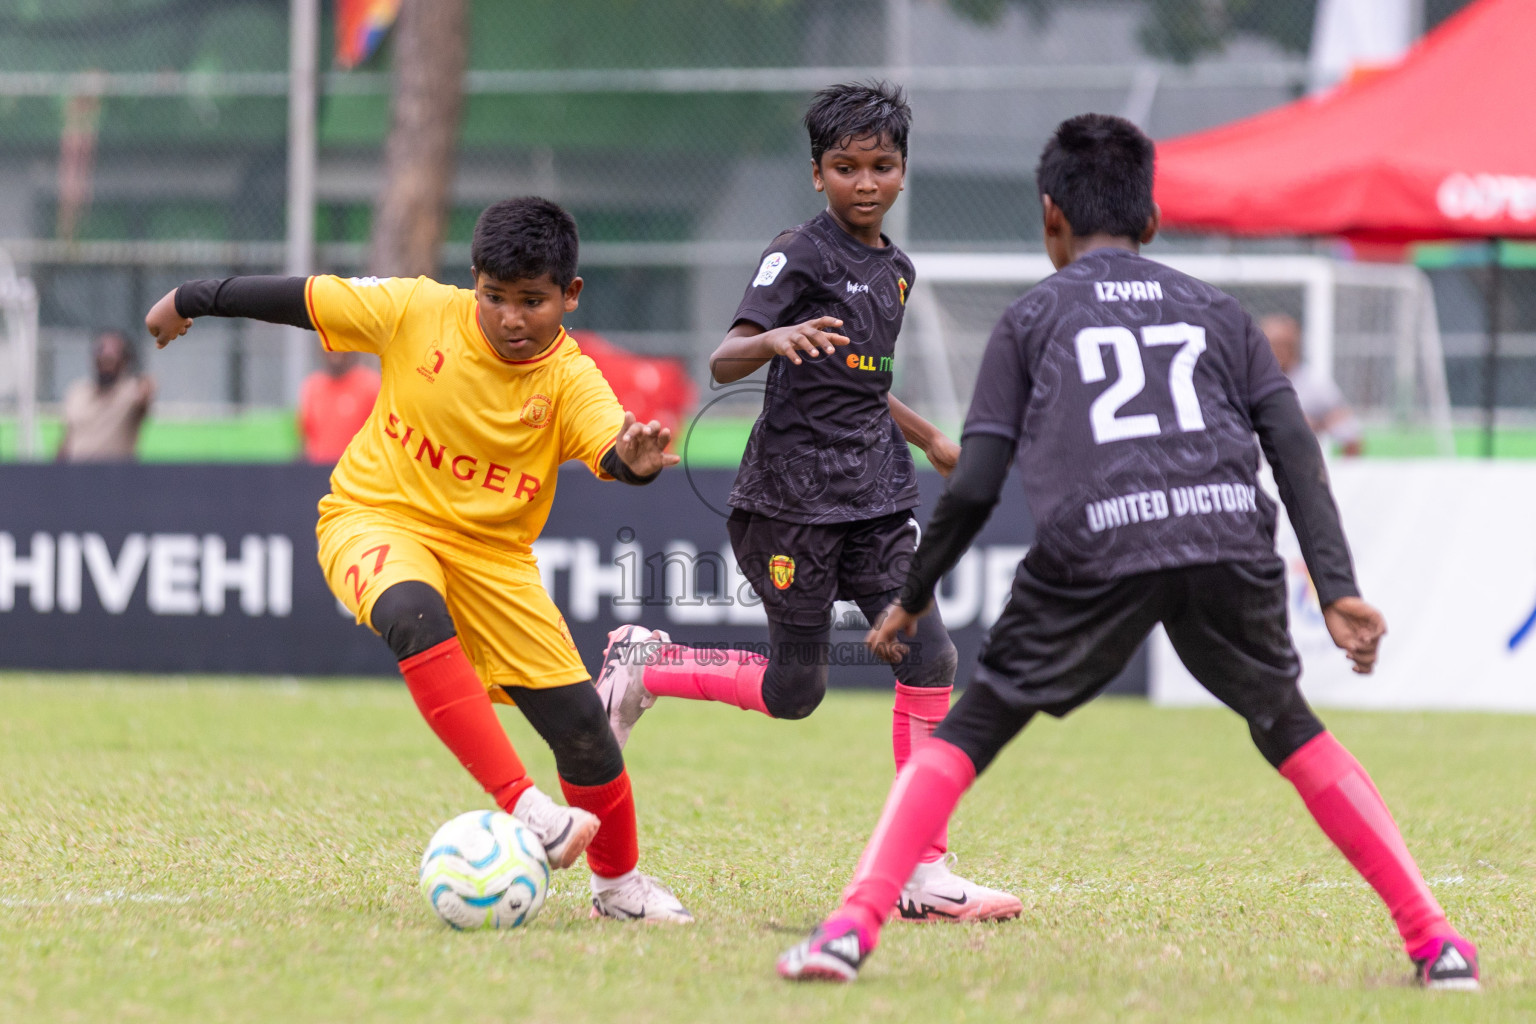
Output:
[174, 276, 313, 330]
[599, 445, 660, 486]
[1252, 387, 1360, 607]
[899, 432, 1016, 614]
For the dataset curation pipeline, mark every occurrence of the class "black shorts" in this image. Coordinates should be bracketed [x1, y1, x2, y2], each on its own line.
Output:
[972, 556, 1301, 723]
[727, 507, 919, 631]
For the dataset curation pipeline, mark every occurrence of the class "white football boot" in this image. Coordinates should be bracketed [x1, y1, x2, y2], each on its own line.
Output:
[895, 853, 1023, 922]
[593, 625, 670, 749]
[777, 919, 872, 982]
[512, 786, 600, 870]
[589, 870, 694, 924]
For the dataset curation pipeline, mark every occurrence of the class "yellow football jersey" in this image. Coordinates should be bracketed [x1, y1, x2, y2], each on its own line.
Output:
[305, 274, 624, 558]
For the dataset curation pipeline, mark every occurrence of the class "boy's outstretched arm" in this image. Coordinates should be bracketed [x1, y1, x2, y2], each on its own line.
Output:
[887, 395, 960, 477]
[708, 317, 850, 384]
[599, 411, 680, 484]
[1252, 386, 1385, 673]
[145, 276, 312, 347]
[866, 432, 1015, 663]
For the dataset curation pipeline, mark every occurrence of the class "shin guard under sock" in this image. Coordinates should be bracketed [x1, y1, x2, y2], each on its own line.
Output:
[398, 637, 532, 811]
[837, 739, 976, 945]
[1280, 731, 1452, 951]
[643, 644, 771, 715]
[560, 771, 640, 879]
[892, 682, 953, 862]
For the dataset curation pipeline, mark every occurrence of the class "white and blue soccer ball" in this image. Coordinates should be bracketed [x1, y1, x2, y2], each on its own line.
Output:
[419, 810, 550, 930]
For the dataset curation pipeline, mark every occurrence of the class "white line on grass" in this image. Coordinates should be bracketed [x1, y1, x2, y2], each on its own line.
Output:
[0, 889, 196, 908]
[1301, 875, 1467, 890]
[0, 877, 1478, 909]
[1031, 875, 1475, 895]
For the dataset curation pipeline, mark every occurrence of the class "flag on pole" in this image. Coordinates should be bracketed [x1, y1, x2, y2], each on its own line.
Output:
[335, 0, 402, 69]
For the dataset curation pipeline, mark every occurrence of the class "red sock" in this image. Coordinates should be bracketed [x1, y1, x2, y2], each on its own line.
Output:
[892, 683, 953, 862]
[836, 739, 976, 945]
[399, 637, 533, 811]
[642, 644, 770, 715]
[560, 771, 640, 879]
[1280, 732, 1452, 952]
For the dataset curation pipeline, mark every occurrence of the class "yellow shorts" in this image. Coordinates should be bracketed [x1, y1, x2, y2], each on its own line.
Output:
[316, 495, 587, 702]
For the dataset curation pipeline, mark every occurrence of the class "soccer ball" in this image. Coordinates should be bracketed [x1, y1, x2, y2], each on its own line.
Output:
[419, 810, 550, 930]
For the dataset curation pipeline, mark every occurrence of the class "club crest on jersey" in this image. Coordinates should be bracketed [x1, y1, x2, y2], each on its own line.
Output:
[769, 554, 796, 590]
[897, 277, 908, 305]
[520, 393, 553, 428]
[557, 616, 577, 651]
[416, 341, 447, 382]
[753, 251, 788, 287]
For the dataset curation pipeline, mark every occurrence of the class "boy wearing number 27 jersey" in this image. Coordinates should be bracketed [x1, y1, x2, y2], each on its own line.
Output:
[309, 271, 614, 694]
[145, 198, 692, 922]
[779, 115, 1479, 989]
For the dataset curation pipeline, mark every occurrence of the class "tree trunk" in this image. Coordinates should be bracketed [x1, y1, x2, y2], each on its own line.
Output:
[367, 0, 467, 278]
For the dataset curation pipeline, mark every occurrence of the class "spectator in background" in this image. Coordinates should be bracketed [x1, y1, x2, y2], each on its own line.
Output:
[57, 329, 155, 461]
[298, 350, 381, 463]
[1261, 313, 1362, 456]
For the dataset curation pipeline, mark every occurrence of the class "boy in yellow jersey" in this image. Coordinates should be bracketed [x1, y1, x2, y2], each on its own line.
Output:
[144, 197, 692, 922]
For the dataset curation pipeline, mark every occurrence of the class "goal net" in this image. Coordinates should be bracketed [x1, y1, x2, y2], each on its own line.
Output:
[897, 253, 1455, 455]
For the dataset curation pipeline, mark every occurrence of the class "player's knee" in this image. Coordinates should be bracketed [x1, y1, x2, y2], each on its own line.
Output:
[898, 635, 958, 689]
[371, 581, 456, 661]
[1248, 702, 1326, 769]
[933, 683, 1032, 775]
[550, 725, 624, 788]
[545, 688, 624, 786]
[762, 660, 827, 720]
[511, 683, 625, 787]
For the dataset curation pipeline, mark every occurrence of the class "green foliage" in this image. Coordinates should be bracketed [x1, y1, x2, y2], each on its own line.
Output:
[3, 679, 1532, 1022]
[0, 0, 287, 74]
[463, 0, 818, 70]
[942, 0, 1057, 26]
[946, 0, 1318, 63]
[1139, 0, 1315, 62]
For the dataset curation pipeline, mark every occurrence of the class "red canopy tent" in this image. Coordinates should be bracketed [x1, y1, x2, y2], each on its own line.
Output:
[1154, 0, 1536, 453]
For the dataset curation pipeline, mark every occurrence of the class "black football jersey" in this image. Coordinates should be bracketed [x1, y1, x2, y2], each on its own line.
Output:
[965, 247, 1294, 583]
[726, 210, 920, 524]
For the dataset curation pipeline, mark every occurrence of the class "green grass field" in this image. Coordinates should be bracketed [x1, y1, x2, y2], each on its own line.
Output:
[2, 677, 1532, 1023]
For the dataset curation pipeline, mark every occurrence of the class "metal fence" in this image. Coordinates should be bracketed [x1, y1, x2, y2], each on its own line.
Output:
[3, 0, 1520, 431]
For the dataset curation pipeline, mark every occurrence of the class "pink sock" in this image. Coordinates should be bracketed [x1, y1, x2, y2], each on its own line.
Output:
[1280, 732, 1453, 952]
[642, 643, 770, 716]
[892, 682, 953, 862]
[836, 739, 976, 946]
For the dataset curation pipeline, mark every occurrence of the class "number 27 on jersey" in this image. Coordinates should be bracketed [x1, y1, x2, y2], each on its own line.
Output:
[1074, 322, 1207, 445]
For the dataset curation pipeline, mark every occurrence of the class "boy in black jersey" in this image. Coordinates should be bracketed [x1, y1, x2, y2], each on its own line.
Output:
[596, 81, 1022, 922]
[778, 114, 1479, 989]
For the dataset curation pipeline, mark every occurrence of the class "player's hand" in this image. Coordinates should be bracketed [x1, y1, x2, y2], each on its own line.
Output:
[1322, 596, 1386, 675]
[768, 316, 849, 365]
[145, 289, 192, 349]
[925, 433, 961, 477]
[865, 600, 924, 665]
[613, 411, 680, 477]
